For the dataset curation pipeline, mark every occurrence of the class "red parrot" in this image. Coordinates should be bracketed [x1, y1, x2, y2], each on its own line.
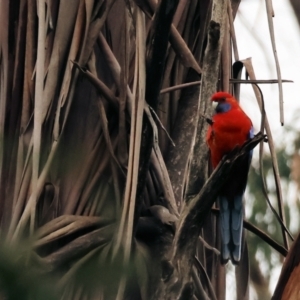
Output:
[206, 91, 253, 264]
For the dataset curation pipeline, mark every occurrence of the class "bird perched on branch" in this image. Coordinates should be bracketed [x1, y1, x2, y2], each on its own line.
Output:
[206, 91, 253, 264]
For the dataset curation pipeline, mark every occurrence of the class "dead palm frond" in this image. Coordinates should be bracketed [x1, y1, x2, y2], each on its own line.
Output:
[0, 0, 295, 299]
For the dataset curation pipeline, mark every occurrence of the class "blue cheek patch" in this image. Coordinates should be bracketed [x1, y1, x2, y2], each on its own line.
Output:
[216, 102, 231, 113]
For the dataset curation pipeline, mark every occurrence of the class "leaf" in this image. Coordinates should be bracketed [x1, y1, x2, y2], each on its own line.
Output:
[80, 0, 117, 65]
[31, 0, 47, 234]
[71, 61, 119, 108]
[118, 8, 130, 167]
[53, 0, 87, 140]
[169, 25, 202, 74]
[146, 108, 178, 216]
[41, 224, 115, 271]
[41, 0, 81, 122]
[13, 141, 59, 240]
[98, 99, 124, 173]
[35, 215, 111, 247]
[138, 0, 202, 73]
[114, 7, 146, 263]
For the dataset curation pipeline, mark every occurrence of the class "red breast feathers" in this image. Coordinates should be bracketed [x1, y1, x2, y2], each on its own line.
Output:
[206, 92, 252, 168]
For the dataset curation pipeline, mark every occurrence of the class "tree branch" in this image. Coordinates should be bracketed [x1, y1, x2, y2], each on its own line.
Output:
[187, 6, 228, 198]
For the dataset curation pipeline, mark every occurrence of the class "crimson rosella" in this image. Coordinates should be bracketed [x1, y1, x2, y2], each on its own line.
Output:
[206, 91, 253, 264]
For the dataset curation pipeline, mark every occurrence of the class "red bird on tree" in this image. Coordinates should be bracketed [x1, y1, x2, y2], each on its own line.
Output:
[206, 91, 253, 264]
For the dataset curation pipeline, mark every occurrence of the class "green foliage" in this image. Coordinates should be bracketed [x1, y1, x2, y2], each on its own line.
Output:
[0, 242, 59, 300]
[0, 238, 152, 300]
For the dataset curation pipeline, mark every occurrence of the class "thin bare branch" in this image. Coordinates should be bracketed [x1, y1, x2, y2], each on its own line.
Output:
[254, 84, 294, 242]
[160, 79, 292, 95]
[230, 79, 293, 84]
[265, 0, 284, 125]
[241, 57, 291, 249]
[148, 105, 175, 147]
[211, 208, 288, 257]
[71, 61, 119, 108]
[193, 257, 218, 300]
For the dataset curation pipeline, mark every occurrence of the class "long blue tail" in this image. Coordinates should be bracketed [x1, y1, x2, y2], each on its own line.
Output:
[219, 194, 243, 264]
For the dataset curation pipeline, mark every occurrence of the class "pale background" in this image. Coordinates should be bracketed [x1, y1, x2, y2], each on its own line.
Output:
[228, 0, 300, 299]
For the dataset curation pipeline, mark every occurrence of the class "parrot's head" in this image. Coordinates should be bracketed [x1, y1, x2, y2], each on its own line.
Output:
[211, 91, 239, 113]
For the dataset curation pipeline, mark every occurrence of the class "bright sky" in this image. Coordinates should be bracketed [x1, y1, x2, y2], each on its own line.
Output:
[227, 1, 300, 299]
[235, 0, 300, 145]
